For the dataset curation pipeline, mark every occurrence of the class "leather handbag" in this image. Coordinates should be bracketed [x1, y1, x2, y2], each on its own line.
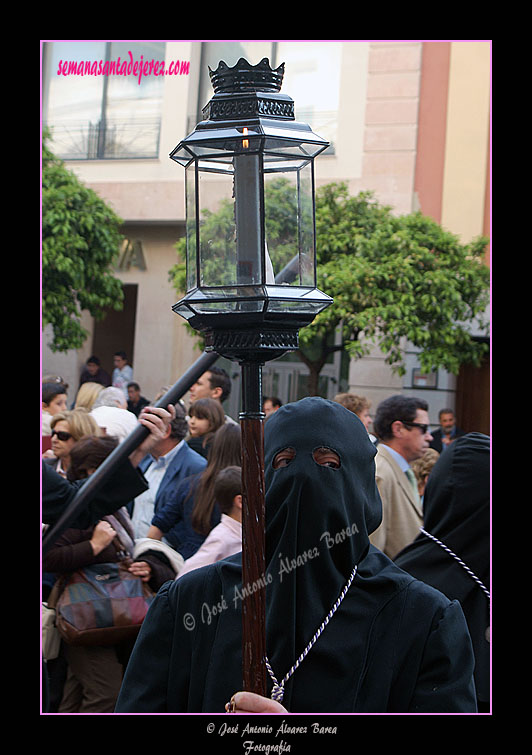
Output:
[54, 552, 155, 647]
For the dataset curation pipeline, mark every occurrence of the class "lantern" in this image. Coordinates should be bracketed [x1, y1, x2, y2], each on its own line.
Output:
[170, 56, 332, 360]
[170, 56, 332, 696]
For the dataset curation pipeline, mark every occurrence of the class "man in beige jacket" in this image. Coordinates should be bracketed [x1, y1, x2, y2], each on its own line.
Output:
[370, 395, 433, 559]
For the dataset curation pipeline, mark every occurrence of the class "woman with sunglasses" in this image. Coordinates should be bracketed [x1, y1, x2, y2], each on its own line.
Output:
[47, 409, 103, 478]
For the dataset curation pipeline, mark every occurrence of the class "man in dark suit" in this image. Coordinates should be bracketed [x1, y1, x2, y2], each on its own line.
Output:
[130, 402, 207, 539]
[429, 408, 466, 453]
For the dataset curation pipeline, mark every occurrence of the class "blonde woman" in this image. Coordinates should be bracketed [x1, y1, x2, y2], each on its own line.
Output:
[74, 382, 104, 412]
[410, 448, 440, 502]
[46, 409, 102, 477]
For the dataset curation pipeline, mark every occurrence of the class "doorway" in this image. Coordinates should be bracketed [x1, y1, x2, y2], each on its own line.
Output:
[91, 284, 138, 377]
[455, 343, 490, 435]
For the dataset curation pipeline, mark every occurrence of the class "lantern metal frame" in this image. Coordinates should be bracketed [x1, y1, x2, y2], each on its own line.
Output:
[170, 57, 332, 364]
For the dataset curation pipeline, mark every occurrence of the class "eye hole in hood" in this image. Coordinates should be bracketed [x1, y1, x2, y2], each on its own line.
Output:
[272, 446, 341, 470]
[273, 447, 296, 468]
[264, 397, 382, 540]
[312, 446, 341, 469]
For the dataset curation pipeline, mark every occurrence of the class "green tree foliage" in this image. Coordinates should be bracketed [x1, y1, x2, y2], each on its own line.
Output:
[303, 183, 490, 392]
[169, 181, 490, 395]
[42, 130, 125, 352]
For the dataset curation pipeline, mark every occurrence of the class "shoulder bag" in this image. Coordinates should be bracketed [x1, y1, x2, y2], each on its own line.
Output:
[54, 540, 155, 647]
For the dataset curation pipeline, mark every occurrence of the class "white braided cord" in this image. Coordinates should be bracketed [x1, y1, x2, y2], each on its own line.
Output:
[265, 565, 358, 703]
[420, 527, 490, 599]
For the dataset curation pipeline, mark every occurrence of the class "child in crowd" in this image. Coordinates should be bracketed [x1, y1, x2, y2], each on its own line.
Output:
[42, 381, 68, 438]
[176, 466, 242, 579]
[186, 398, 226, 459]
[146, 424, 241, 558]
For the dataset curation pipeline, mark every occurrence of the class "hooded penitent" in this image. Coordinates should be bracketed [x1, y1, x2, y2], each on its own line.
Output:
[394, 432, 490, 704]
[115, 397, 477, 713]
[262, 397, 382, 703]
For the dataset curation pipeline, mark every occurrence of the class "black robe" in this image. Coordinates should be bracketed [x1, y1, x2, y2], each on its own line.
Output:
[42, 459, 148, 528]
[395, 432, 490, 707]
[116, 397, 476, 713]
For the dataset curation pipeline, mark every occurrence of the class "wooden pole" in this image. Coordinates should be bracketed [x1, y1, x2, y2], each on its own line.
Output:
[239, 360, 267, 696]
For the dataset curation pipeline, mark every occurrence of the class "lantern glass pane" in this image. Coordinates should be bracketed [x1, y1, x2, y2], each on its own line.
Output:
[170, 144, 194, 167]
[197, 169, 237, 287]
[266, 299, 327, 314]
[298, 161, 315, 286]
[181, 127, 262, 158]
[197, 155, 263, 287]
[261, 127, 328, 157]
[193, 300, 264, 313]
[264, 160, 315, 287]
[173, 302, 195, 320]
[185, 163, 197, 290]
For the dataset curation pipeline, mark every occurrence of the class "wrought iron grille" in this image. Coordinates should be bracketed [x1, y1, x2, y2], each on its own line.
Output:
[44, 118, 161, 160]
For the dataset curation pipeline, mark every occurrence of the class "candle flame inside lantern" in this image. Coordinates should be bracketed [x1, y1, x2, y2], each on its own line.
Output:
[242, 128, 249, 149]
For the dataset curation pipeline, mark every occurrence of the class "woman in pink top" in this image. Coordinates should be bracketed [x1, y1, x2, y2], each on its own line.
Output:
[177, 466, 241, 578]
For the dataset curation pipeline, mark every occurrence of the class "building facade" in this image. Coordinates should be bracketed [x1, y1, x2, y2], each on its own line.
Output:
[41, 40, 490, 431]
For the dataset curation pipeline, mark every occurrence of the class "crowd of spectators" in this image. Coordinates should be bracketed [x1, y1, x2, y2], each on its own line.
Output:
[42, 357, 489, 715]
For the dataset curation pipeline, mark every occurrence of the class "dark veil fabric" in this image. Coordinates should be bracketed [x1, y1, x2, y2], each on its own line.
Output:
[262, 397, 382, 705]
[394, 432, 490, 703]
[115, 398, 477, 713]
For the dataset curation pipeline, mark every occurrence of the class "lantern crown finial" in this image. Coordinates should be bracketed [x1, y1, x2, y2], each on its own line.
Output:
[208, 57, 285, 94]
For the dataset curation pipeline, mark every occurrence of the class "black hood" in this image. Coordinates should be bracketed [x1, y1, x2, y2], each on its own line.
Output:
[264, 396, 382, 567]
[263, 397, 383, 703]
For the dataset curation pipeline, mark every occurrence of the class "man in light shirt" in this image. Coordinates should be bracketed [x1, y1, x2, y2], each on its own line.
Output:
[112, 351, 134, 399]
[370, 395, 433, 559]
[176, 466, 242, 579]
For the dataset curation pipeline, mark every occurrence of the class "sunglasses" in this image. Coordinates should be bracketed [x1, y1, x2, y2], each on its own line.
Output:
[402, 421, 429, 435]
[51, 429, 72, 441]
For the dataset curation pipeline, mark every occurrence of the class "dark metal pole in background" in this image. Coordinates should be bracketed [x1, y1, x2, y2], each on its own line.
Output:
[239, 360, 267, 696]
[42, 350, 219, 555]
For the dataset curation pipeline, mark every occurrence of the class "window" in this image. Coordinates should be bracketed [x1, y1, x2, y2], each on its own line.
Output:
[196, 41, 272, 118]
[275, 41, 341, 153]
[43, 41, 166, 160]
[196, 42, 341, 152]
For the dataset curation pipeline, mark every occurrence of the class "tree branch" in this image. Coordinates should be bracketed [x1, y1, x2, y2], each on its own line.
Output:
[295, 348, 315, 370]
[323, 343, 345, 357]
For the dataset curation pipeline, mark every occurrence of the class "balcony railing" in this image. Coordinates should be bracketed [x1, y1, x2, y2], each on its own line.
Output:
[44, 118, 161, 160]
